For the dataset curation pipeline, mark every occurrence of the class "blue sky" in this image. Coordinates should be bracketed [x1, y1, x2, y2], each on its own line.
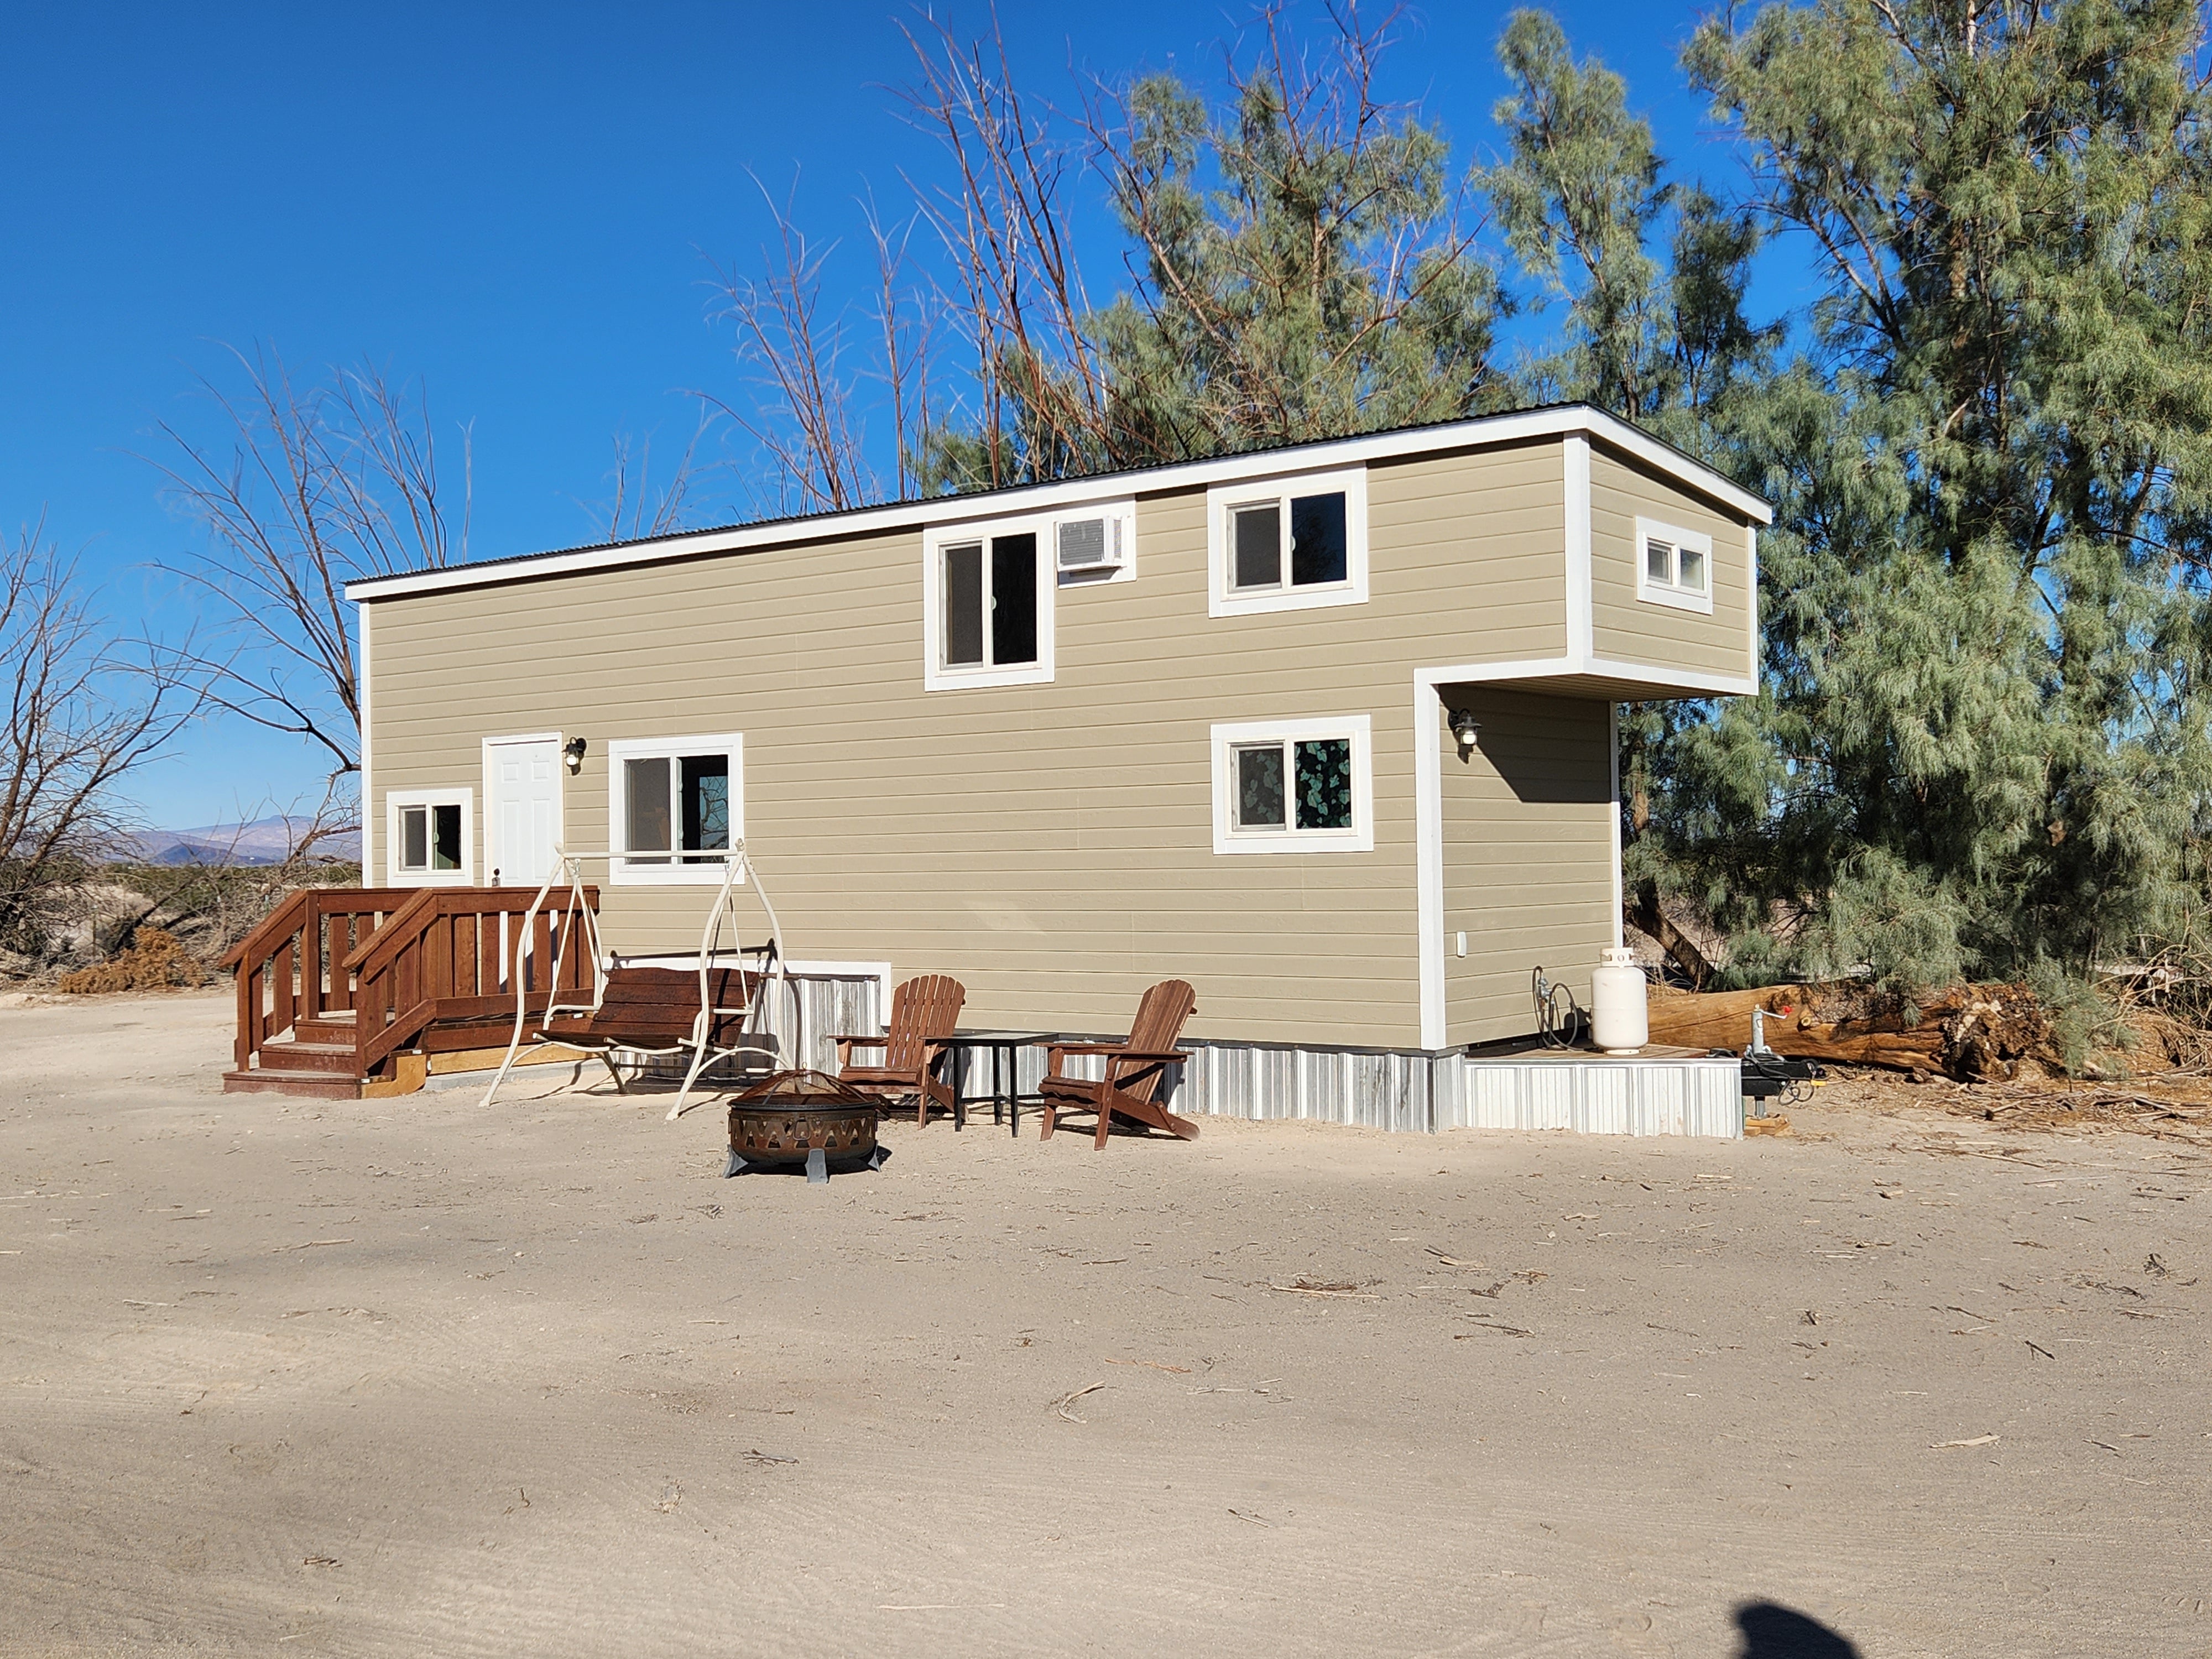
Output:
[1, 0, 1768, 828]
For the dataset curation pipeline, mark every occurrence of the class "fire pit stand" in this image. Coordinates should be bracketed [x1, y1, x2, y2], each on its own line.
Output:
[723, 1070, 888, 1184]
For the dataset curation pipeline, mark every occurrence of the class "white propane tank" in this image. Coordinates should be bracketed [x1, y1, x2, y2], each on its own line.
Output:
[1590, 946, 1649, 1055]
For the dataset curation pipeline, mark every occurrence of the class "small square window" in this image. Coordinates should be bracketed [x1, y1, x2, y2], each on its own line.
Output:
[1635, 517, 1717, 614]
[386, 790, 471, 884]
[396, 803, 463, 872]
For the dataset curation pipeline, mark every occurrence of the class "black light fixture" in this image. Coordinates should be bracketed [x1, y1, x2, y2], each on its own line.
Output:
[1447, 707, 1480, 752]
[563, 736, 588, 774]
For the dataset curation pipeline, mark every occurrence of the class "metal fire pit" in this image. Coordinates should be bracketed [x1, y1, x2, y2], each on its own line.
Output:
[724, 1069, 887, 1184]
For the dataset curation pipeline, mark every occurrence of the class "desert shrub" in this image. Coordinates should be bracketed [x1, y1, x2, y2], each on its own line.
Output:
[58, 928, 207, 993]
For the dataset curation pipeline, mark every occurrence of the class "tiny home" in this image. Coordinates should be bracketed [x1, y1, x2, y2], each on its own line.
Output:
[343, 403, 1770, 1133]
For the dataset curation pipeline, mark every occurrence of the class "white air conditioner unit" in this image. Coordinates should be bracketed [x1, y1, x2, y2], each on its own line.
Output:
[1056, 514, 1125, 579]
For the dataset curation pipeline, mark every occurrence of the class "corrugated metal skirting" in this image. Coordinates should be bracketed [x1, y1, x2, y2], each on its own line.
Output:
[1179, 1044, 1743, 1141]
[639, 981, 1743, 1141]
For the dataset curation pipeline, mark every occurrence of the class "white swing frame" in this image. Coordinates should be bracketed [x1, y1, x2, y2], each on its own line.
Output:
[477, 839, 797, 1118]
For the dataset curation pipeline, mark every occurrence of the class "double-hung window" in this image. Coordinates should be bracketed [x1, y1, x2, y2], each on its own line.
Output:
[1634, 516, 1714, 613]
[1207, 466, 1369, 617]
[1210, 716, 1374, 854]
[608, 734, 742, 884]
[385, 789, 472, 885]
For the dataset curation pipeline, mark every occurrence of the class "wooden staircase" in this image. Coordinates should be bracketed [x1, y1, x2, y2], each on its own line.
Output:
[228, 1010, 361, 1098]
[222, 886, 600, 1098]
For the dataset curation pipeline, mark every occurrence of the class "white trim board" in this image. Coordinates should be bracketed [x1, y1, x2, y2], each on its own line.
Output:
[1563, 434, 1593, 662]
[357, 599, 373, 878]
[346, 406, 1772, 604]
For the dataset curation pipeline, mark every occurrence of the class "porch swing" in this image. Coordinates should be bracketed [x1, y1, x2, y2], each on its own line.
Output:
[477, 839, 798, 1118]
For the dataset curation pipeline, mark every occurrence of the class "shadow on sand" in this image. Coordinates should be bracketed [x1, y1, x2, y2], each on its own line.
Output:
[1734, 1600, 1861, 1657]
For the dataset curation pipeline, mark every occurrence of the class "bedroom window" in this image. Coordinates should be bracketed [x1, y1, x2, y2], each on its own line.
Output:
[1207, 466, 1369, 617]
[608, 735, 743, 884]
[1635, 516, 1715, 614]
[924, 516, 1061, 691]
[385, 790, 472, 886]
[1210, 716, 1374, 854]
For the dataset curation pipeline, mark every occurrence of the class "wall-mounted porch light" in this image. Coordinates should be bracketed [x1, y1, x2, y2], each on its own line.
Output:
[1447, 707, 1480, 754]
[563, 736, 588, 774]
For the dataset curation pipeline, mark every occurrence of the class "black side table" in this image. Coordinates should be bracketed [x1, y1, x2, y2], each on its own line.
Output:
[940, 1031, 1057, 1136]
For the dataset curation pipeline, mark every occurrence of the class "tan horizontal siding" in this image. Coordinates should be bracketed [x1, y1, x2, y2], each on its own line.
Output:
[1588, 443, 1755, 680]
[367, 437, 1579, 1050]
[1437, 687, 1615, 1044]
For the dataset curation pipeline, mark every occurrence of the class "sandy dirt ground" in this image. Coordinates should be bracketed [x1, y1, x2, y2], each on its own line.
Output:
[2, 992, 2208, 1658]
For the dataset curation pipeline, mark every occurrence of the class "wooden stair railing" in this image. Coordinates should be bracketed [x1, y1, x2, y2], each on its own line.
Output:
[341, 887, 601, 1080]
[222, 888, 426, 1082]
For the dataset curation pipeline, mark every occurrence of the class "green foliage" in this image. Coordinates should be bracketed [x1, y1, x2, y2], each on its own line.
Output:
[1649, 0, 2212, 995]
[1480, 11, 1778, 448]
[917, 18, 1511, 492]
[1484, 0, 2212, 1003]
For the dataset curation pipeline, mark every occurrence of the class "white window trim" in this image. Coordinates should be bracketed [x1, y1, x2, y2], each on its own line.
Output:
[921, 513, 1062, 691]
[1207, 466, 1369, 618]
[384, 788, 474, 886]
[1050, 498, 1138, 587]
[1210, 715, 1374, 855]
[607, 733, 745, 886]
[1635, 515, 1715, 614]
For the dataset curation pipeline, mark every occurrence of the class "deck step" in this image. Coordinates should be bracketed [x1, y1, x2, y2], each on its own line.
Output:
[257, 1040, 360, 1076]
[294, 1013, 357, 1045]
[223, 1068, 361, 1099]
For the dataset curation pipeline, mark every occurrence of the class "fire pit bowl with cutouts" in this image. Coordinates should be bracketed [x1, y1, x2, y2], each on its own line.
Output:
[723, 1070, 888, 1183]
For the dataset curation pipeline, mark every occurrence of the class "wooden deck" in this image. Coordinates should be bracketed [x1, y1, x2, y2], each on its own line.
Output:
[221, 886, 600, 1098]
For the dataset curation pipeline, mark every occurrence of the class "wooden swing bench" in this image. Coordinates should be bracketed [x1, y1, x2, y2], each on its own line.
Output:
[539, 962, 771, 1093]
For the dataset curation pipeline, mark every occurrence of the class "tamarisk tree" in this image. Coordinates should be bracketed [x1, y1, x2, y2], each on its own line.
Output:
[1644, 0, 2212, 1003]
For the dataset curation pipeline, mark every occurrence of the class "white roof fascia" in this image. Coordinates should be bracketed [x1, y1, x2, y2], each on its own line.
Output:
[346, 405, 1771, 604]
[1418, 654, 1756, 699]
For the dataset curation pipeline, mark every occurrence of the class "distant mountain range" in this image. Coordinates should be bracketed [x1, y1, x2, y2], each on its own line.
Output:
[116, 815, 362, 867]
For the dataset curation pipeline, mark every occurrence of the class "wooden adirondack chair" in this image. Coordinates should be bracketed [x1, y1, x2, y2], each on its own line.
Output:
[831, 974, 967, 1125]
[1039, 980, 1199, 1149]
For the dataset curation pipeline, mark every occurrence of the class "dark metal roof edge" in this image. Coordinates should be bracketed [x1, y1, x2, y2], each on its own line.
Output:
[352, 401, 1761, 594]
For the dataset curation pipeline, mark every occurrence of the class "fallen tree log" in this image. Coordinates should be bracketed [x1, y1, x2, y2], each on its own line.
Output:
[1645, 982, 2056, 1081]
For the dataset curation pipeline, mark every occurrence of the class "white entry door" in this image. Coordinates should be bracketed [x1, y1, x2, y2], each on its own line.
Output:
[484, 734, 562, 888]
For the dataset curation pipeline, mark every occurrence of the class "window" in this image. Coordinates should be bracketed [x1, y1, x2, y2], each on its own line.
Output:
[1207, 466, 1369, 617]
[1635, 515, 1715, 613]
[385, 789, 472, 886]
[1210, 716, 1374, 854]
[607, 735, 743, 884]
